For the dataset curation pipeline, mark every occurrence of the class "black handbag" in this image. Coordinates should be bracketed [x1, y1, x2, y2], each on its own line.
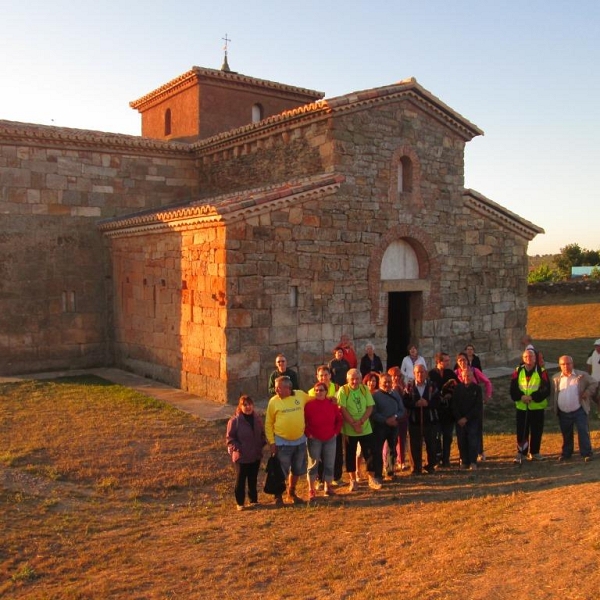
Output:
[263, 455, 286, 496]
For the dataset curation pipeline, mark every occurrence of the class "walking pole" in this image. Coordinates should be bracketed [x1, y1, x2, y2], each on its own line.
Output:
[420, 404, 425, 471]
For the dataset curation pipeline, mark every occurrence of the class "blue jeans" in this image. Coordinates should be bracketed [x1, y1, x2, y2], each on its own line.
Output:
[307, 436, 337, 482]
[277, 442, 307, 476]
[558, 407, 592, 457]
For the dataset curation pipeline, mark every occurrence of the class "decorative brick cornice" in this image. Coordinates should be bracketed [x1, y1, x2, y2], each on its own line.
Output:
[463, 189, 545, 241]
[0, 120, 192, 156]
[98, 173, 344, 238]
[130, 66, 324, 112]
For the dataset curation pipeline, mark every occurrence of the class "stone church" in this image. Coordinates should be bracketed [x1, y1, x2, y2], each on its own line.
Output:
[0, 60, 543, 403]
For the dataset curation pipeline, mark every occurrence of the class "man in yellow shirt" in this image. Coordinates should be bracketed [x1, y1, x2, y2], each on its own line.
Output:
[265, 376, 310, 505]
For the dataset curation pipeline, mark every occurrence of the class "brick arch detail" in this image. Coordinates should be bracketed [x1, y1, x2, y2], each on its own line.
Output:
[368, 224, 442, 324]
[389, 145, 423, 209]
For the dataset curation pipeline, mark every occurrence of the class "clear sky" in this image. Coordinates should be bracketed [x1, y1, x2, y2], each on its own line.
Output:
[2, 1, 599, 256]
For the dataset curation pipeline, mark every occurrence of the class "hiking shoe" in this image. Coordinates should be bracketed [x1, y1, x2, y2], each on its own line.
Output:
[348, 480, 358, 492]
[368, 477, 383, 490]
[530, 453, 545, 461]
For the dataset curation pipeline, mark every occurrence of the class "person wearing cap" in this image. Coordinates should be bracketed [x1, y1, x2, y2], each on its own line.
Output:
[586, 339, 600, 381]
[551, 355, 598, 462]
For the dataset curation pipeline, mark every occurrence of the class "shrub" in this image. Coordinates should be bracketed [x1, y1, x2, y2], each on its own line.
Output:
[528, 264, 561, 284]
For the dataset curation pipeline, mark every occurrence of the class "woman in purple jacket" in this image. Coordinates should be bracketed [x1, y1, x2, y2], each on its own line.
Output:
[226, 395, 266, 511]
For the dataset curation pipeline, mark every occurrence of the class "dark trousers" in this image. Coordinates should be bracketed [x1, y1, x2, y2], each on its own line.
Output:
[345, 433, 374, 474]
[456, 418, 480, 467]
[408, 421, 437, 472]
[372, 421, 399, 478]
[436, 419, 455, 465]
[233, 460, 260, 506]
[515, 408, 545, 455]
[318, 433, 344, 481]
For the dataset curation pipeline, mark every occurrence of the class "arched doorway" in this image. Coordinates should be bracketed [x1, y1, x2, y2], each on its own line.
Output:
[380, 240, 429, 368]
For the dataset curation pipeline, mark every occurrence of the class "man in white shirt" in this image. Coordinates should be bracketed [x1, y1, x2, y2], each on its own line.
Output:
[550, 355, 598, 462]
[586, 339, 600, 380]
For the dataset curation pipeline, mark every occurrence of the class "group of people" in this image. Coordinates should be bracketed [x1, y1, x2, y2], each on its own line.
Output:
[225, 335, 599, 510]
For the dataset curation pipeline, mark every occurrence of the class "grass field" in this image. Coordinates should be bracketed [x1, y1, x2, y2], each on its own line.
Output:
[1, 297, 600, 599]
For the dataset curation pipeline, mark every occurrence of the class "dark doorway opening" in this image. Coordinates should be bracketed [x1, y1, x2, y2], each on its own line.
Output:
[386, 292, 412, 369]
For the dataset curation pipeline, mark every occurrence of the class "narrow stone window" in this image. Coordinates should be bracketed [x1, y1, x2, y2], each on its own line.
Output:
[62, 291, 76, 312]
[290, 286, 298, 308]
[165, 108, 172, 136]
[398, 156, 413, 193]
[251, 103, 263, 123]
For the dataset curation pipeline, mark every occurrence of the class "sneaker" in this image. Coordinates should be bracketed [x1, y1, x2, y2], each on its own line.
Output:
[308, 489, 316, 501]
[557, 455, 571, 462]
[323, 485, 334, 497]
[236, 504, 245, 511]
[530, 453, 545, 461]
[330, 479, 342, 487]
[368, 477, 383, 490]
[400, 463, 408, 471]
[478, 453, 487, 462]
[513, 453, 522, 464]
[424, 464, 436, 474]
[249, 501, 259, 508]
[274, 496, 284, 507]
[314, 481, 322, 491]
[348, 480, 358, 492]
[469, 464, 478, 471]
[584, 455, 593, 463]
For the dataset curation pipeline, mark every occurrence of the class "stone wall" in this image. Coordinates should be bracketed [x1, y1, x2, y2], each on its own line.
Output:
[109, 224, 229, 403]
[0, 125, 198, 374]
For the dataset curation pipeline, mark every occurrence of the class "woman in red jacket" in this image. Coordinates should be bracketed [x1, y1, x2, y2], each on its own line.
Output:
[305, 384, 343, 499]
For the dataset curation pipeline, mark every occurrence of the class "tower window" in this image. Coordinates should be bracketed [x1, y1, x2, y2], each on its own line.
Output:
[165, 108, 172, 136]
[252, 103, 264, 123]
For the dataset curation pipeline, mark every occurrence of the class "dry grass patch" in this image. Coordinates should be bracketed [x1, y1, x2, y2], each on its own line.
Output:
[2, 294, 600, 599]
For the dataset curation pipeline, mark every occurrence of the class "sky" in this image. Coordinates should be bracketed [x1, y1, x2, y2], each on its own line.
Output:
[2, 1, 599, 256]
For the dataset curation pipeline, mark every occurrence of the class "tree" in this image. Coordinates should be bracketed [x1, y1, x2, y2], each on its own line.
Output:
[553, 243, 600, 279]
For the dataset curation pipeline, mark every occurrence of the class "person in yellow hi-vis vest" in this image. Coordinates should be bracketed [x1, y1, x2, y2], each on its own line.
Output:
[510, 349, 550, 464]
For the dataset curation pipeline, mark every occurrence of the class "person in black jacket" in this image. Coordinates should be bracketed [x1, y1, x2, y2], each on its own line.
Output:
[452, 368, 483, 471]
[359, 343, 384, 378]
[402, 364, 441, 474]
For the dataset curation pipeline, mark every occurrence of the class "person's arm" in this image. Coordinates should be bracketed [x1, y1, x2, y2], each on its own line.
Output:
[225, 418, 239, 453]
[473, 367, 493, 400]
[268, 372, 276, 396]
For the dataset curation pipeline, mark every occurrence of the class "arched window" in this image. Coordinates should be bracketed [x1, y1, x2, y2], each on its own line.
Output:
[164, 108, 172, 136]
[397, 156, 413, 193]
[251, 103, 263, 123]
